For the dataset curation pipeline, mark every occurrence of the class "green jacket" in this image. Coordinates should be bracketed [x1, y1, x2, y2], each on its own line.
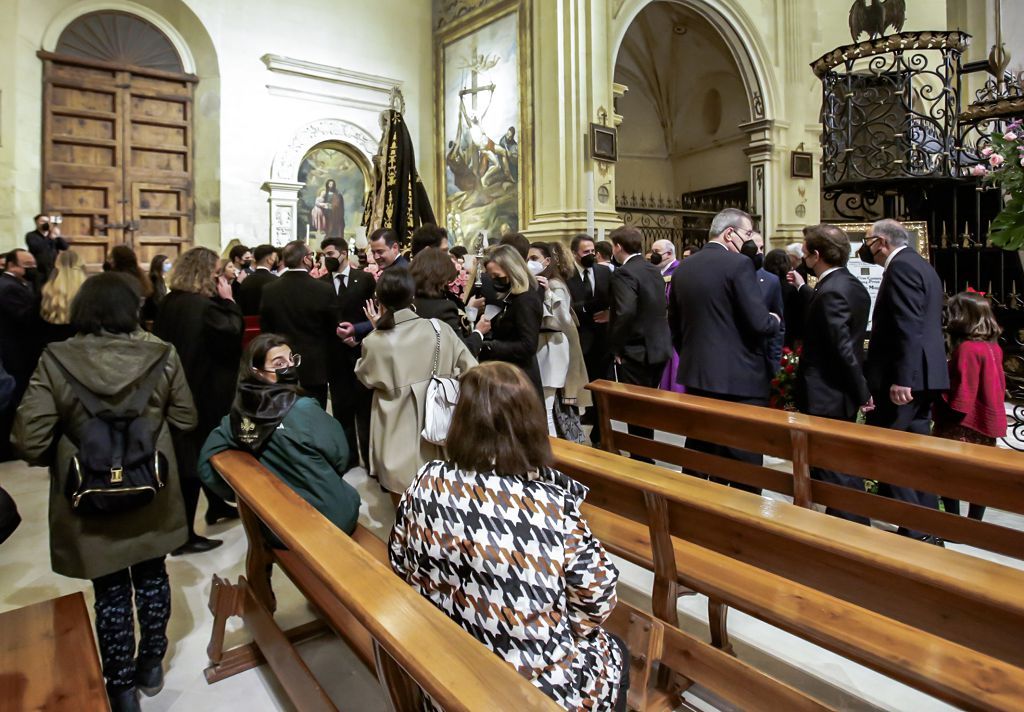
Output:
[13, 331, 197, 580]
[198, 397, 359, 535]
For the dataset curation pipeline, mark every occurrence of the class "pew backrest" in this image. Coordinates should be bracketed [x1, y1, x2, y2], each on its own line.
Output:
[588, 379, 1024, 559]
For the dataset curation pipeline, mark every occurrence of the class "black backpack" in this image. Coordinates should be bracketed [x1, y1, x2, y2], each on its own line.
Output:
[54, 351, 170, 515]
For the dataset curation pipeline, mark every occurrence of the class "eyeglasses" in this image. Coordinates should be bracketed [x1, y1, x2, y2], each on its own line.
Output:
[258, 353, 301, 372]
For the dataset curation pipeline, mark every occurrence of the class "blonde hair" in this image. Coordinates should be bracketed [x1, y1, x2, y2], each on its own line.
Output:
[41, 251, 87, 324]
[485, 244, 535, 295]
[168, 247, 219, 297]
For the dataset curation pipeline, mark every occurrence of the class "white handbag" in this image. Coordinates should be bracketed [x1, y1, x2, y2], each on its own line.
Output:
[421, 319, 461, 446]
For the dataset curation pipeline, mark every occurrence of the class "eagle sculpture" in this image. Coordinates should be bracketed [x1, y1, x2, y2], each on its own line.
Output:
[849, 0, 906, 42]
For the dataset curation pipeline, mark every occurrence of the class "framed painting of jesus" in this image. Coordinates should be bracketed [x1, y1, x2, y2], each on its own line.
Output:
[436, 0, 532, 249]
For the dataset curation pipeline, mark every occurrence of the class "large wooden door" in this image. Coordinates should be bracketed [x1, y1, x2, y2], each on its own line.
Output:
[41, 54, 195, 271]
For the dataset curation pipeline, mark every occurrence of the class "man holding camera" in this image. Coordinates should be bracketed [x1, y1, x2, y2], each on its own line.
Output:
[25, 214, 69, 282]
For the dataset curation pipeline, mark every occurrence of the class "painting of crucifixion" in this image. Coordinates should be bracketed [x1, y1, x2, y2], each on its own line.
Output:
[441, 9, 520, 246]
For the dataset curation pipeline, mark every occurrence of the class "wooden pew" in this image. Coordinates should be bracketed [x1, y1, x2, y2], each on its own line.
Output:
[588, 379, 1024, 560]
[204, 450, 560, 712]
[0, 592, 108, 712]
[552, 438, 1024, 711]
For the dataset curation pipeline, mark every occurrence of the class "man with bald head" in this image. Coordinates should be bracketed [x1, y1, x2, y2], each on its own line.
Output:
[649, 239, 678, 281]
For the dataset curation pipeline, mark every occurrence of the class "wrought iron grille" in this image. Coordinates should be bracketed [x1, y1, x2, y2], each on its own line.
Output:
[814, 32, 970, 189]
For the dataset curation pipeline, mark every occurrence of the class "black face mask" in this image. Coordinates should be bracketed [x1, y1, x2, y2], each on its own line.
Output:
[579, 254, 596, 269]
[39, 223, 50, 234]
[243, 259, 253, 269]
[649, 253, 663, 266]
[23, 268, 39, 283]
[274, 365, 300, 385]
[324, 257, 341, 274]
[857, 242, 875, 265]
[740, 240, 763, 270]
[492, 276, 511, 292]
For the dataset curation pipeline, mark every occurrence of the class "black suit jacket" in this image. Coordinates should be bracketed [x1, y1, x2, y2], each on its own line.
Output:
[469, 288, 543, 393]
[608, 255, 672, 366]
[567, 263, 611, 355]
[864, 248, 949, 393]
[24, 230, 68, 280]
[756, 268, 786, 377]
[237, 269, 278, 316]
[321, 269, 376, 324]
[260, 271, 338, 388]
[669, 243, 780, 398]
[0, 274, 42, 380]
[796, 269, 871, 420]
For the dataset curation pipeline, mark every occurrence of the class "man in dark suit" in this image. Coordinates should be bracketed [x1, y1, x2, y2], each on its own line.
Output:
[0, 249, 42, 461]
[236, 244, 279, 316]
[669, 208, 781, 493]
[861, 219, 949, 541]
[260, 241, 337, 407]
[567, 234, 612, 443]
[24, 214, 68, 282]
[337, 229, 408, 348]
[607, 227, 673, 462]
[792, 224, 873, 524]
[321, 238, 375, 466]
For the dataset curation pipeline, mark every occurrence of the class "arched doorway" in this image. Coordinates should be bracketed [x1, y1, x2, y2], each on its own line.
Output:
[39, 10, 197, 270]
[613, 0, 773, 247]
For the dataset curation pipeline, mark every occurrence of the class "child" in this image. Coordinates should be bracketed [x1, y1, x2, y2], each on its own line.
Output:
[934, 291, 1007, 520]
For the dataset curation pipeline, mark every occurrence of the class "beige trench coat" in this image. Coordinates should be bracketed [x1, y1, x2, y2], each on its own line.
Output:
[355, 309, 477, 493]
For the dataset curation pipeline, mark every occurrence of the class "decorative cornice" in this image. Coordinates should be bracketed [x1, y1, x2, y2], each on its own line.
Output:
[810, 31, 972, 79]
[271, 118, 378, 182]
[261, 54, 401, 95]
[265, 85, 391, 113]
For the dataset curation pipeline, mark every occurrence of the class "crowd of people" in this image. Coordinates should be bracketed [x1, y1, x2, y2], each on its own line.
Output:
[0, 210, 1008, 711]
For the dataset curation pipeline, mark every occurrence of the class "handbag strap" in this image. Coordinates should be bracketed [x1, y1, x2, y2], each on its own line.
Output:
[428, 318, 441, 376]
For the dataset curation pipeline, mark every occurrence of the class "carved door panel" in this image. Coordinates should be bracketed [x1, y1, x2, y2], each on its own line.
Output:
[42, 61, 127, 270]
[123, 74, 194, 265]
[41, 56, 195, 270]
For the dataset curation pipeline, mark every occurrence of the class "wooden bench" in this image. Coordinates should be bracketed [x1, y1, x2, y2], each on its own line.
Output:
[589, 379, 1024, 560]
[204, 450, 560, 712]
[0, 592, 108, 712]
[552, 438, 1024, 710]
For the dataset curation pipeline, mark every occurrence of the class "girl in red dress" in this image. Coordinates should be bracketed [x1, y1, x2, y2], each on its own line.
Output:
[933, 291, 1007, 521]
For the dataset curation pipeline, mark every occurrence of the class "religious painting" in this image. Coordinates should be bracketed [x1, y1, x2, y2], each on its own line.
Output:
[834, 221, 929, 331]
[437, 0, 531, 248]
[297, 143, 369, 243]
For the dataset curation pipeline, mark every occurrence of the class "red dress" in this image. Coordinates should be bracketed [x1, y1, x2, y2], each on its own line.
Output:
[933, 340, 1006, 442]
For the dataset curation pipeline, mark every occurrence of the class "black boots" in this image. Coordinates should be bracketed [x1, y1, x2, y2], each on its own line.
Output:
[108, 687, 141, 712]
[136, 657, 165, 696]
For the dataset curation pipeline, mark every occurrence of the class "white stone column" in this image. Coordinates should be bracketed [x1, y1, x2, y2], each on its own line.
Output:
[262, 181, 303, 246]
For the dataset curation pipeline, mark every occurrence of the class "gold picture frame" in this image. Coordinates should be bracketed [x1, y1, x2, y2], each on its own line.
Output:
[832, 221, 930, 260]
[435, 0, 533, 247]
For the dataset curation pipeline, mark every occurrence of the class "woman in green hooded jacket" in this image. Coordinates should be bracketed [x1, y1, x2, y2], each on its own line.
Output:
[198, 333, 360, 536]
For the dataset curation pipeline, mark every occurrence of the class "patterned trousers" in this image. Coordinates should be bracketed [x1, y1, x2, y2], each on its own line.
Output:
[92, 556, 171, 693]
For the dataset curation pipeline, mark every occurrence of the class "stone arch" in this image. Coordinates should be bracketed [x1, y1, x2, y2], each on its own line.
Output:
[611, 0, 776, 122]
[265, 119, 380, 245]
[611, 0, 779, 235]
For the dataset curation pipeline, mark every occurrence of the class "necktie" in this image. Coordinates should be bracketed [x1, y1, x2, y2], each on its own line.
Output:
[583, 268, 593, 300]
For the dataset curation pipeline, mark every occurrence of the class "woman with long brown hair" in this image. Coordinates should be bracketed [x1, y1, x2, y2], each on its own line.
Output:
[40, 250, 88, 343]
[389, 362, 628, 711]
[153, 247, 244, 553]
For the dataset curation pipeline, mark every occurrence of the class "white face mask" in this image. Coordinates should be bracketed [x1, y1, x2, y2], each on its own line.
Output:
[527, 259, 545, 276]
[163, 262, 173, 273]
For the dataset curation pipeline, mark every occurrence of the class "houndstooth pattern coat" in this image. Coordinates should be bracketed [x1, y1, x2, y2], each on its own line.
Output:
[389, 460, 624, 711]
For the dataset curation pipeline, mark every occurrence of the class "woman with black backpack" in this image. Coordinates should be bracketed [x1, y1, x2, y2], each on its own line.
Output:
[13, 272, 197, 712]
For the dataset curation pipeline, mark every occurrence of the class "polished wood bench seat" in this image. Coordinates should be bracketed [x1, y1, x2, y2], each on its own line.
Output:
[0, 592, 108, 712]
[554, 439, 1024, 711]
[205, 450, 560, 712]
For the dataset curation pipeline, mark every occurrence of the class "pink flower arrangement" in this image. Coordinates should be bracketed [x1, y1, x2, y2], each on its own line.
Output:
[980, 120, 1024, 249]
